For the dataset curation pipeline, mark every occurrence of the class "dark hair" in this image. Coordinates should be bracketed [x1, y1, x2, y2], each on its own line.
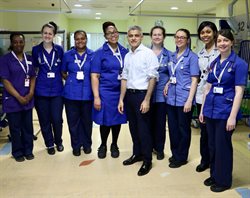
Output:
[8, 32, 25, 51]
[74, 30, 87, 39]
[218, 29, 234, 41]
[102, 21, 116, 34]
[41, 21, 58, 35]
[197, 21, 218, 40]
[175, 28, 190, 39]
[150, 26, 166, 38]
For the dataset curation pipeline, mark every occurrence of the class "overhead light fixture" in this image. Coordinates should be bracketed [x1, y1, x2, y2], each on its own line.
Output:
[79, 0, 91, 2]
[74, 4, 82, 7]
[96, 12, 102, 15]
[187, 0, 193, 2]
[95, 17, 101, 20]
[171, 7, 179, 10]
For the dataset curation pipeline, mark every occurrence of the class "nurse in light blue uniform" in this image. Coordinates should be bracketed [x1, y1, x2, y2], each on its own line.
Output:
[150, 26, 171, 160]
[165, 28, 199, 168]
[200, 29, 248, 193]
[91, 21, 128, 159]
[62, 30, 93, 156]
[32, 22, 64, 155]
[195, 21, 219, 173]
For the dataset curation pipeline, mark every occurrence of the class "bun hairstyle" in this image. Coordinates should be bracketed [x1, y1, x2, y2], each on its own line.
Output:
[218, 29, 234, 42]
[102, 21, 116, 34]
[41, 21, 58, 35]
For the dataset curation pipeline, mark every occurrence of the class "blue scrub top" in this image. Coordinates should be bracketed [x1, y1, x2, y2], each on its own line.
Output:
[203, 51, 248, 120]
[152, 47, 171, 103]
[91, 42, 128, 126]
[62, 48, 93, 101]
[32, 42, 64, 97]
[0, 52, 36, 113]
[167, 47, 199, 106]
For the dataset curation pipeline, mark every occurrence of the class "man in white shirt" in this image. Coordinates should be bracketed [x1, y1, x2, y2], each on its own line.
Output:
[118, 25, 159, 176]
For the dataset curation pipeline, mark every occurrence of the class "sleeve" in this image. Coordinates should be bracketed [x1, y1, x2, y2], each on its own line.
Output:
[90, 50, 102, 73]
[121, 54, 128, 80]
[61, 52, 68, 72]
[31, 46, 39, 68]
[146, 50, 159, 79]
[0, 55, 10, 80]
[235, 58, 249, 86]
[27, 55, 36, 77]
[190, 53, 200, 76]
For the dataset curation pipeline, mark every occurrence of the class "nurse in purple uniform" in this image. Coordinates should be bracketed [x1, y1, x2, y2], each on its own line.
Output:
[0, 32, 36, 162]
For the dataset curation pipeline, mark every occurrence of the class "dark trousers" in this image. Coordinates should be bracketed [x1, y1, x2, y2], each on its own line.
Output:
[196, 104, 210, 165]
[7, 109, 34, 158]
[64, 99, 93, 150]
[126, 91, 152, 163]
[205, 117, 233, 187]
[35, 96, 63, 148]
[167, 104, 193, 162]
[151, 102, 167, 153]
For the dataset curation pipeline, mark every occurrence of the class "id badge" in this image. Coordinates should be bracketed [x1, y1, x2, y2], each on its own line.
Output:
[117, 74, 122, 80]
[47, 72, 55, 78]
[213, 86, 223, 94]
[76, 71, 84, 80]
[170, 76, 177, 84]
[24, 78, 30, 87]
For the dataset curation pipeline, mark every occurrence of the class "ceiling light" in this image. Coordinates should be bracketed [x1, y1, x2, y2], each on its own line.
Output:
[96, 12, 102, 15]
[171, 7, 178, 10]
[95, 17, 101, 20]
[74, 4, 82, 7]
[79, 0, 91, 2]
[187, 0, 193, 2]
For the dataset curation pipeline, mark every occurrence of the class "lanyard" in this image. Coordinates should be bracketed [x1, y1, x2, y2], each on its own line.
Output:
[108, 44, 123, 68]
[43, 51, 55, 71]
[159, 54, 164, 66]
[171, 56, 184, 75]
[11, 51, 29, 76]
[213, 61, 230, 84]
[75, 53, 87, 71]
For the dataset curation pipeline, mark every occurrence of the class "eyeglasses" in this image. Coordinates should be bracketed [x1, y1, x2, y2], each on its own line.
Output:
[174, 36, 187, 40]
[105, 31, 119, 38]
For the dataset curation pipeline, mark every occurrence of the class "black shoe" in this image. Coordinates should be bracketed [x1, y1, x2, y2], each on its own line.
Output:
[56, 145, 64, 152]
[137, 162, 152, 176]
[169, 160, 187, 168]
[204, 177, 216, 186]
[97, 145, 107, 159]
[156, 152, 165, 160]
[110, 144, 119, 158]
[210, 184, 230, 192]
[14, 156, 25, 162]
[123, 155, 143, 166]
[25, 154, 34, 160]
[168, 156, 175, 163]
[83, 147, 92, 154]
[73, 149, 81, 156]
[47, 147, 55, 155]
[196, 163, 209, 172]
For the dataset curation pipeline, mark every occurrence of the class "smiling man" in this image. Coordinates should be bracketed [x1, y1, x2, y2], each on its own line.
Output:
[118, 25, 159, 176]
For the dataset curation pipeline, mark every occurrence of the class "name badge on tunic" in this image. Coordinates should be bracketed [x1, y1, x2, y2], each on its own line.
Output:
[24, 78, 30, 87]
[76, 71, 84, 80]
[47, 72, 55, 78]
[213, 87, 223, 94]
[170, 76, 177, 84]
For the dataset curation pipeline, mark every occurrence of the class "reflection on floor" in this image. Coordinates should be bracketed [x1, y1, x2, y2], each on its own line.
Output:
[0, 112, 249, 198]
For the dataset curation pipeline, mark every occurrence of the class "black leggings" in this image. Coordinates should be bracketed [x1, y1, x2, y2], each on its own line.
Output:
[100, 124, 121, 146]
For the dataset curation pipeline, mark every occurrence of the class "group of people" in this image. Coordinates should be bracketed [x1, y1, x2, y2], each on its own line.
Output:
[0, 20, 248, 193]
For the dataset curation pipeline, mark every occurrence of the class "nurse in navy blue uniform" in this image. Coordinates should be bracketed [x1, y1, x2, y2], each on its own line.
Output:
[32, 22, 64, 155]
[164, 29, 199, 168]
[91, 21, 128, 159]
[200, 29, 248, 193]
[150, 26, 171, 160]
[0, 33, 36, 162]
[62, 30, 93, 156]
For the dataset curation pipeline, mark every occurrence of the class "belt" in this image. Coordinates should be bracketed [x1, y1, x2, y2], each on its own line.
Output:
[127, 89, 147, 93]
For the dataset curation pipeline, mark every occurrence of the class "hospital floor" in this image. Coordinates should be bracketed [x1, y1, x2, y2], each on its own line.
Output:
[0, 110, 249, 198]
